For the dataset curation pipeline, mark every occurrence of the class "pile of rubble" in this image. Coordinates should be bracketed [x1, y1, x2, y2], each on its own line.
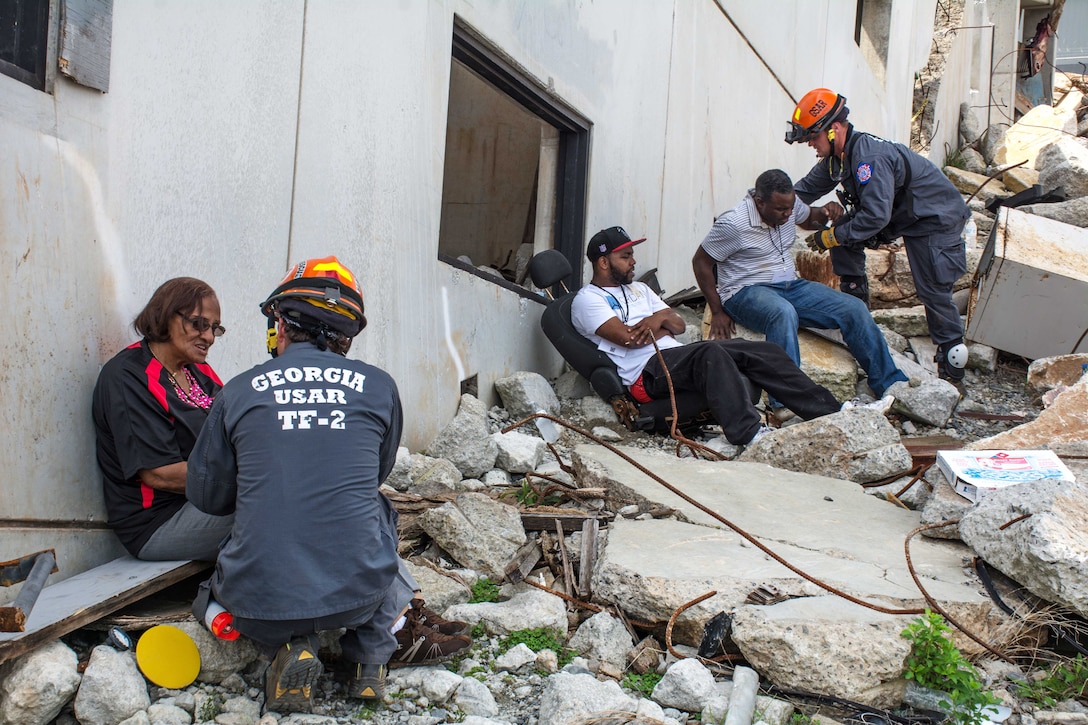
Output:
[2, 347, 1086, 725]
[3, 78, 1087, 725]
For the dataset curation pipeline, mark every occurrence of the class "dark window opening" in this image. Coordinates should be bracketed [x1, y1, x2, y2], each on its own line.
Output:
[854, 0, 892, 84]
[439, 18, 591, 295]
[1, 0, 50, 90]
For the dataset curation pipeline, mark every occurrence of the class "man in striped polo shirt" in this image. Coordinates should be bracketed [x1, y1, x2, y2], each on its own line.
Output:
[692, 169, 906, 417]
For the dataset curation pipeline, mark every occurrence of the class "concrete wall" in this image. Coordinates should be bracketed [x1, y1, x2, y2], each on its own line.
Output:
[0, 0, 933, 582]
[929, 0, 1022, 164]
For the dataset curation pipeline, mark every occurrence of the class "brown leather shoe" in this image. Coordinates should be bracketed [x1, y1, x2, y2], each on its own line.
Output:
[389, 618, 471, 668]
[412, 599, 470, 636]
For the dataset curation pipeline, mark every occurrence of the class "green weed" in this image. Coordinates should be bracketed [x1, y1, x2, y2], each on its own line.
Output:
[1018, 655, 1088, 707]
[901, 610, 1000, 725]
[500, 627, 574, 667]
[622, 671, 662, 699]
[469, 578, 500, 603]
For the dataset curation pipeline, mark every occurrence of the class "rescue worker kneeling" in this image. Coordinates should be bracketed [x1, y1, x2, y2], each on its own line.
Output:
[187, 256, 469, 714]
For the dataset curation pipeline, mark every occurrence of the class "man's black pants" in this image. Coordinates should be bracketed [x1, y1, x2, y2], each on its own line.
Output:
[640, 340, 840, 445]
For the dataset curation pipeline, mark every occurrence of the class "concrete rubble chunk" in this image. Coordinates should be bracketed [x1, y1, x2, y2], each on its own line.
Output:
[418, 492, 526, 580]
[575, 445, 999, 646]
[0, 639, 82, 725]
[1020, 197, 1088, 228]
[537, 671, 637, 725]
[960, 102, 982, 145]
[402, 559, 471, 614]
[554, 369, 593, 400]
[959, 147, 987, 175]
[454, 675, 499, 717]
[981, 124, 1006, 164]
[652, 657, 718, 712]
[580, 395, 618, 426]
[426, 394, 498, 478]
[491, 430, 544, 473]
[945, 166, 1009, 203]
[407, 453, 463, 496]
[1027, 354, 1088, 394]
[968, 382, 1088, 449]
[443, 586, 568, 637]
[919, 466, 973, 540]
[1037, 136, 1088, 200]
[887, 378, 961, 427]
[1003, 165, 1040, 194]
[739, 409, 912, 483]
[871, 306, 930, 338]
[731, 597, 912, 707]
[493, 642, 537, 672]
[385, 446, 412, 491]
[73, 646, 150, 725]
[567, 611, 635, 670]
[959, 479, 1088, 618]
[494, 371, 560, 420]
[174, 621, 260, 685]
[995, 91, 1083, 167]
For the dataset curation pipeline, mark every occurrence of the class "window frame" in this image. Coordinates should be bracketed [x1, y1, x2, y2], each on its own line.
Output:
[0, 0, 58, 92]
[446, 17, 592, 293]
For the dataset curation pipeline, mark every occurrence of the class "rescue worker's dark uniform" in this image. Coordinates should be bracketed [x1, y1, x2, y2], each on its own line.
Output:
[795, 126, 970, 349]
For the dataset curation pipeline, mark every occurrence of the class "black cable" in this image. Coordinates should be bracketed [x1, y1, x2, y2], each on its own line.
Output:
[763, 684, 943, 725]
[973, 558, 1088, 658]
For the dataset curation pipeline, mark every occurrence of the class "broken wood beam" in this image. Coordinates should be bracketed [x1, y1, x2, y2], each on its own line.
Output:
[555, 521, 576, 606]
[503, 540, 542, 584]
[577, 518, 599, 600]
[521, 511, 612, 533]
[0, 551, 57, 632]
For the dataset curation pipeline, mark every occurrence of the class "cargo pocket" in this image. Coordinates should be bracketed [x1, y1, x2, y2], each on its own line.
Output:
[930, 234, 967, 286]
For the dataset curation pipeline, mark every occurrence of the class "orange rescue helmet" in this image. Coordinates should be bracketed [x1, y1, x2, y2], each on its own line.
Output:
[785, 88, 848, 144]
[260, 255, 367, 338]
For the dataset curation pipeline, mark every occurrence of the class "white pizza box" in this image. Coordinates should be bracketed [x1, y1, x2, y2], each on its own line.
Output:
[936, 449, 1076, 502]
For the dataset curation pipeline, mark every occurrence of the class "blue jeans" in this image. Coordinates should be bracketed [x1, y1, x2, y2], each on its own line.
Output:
[723, 279, 907, 397]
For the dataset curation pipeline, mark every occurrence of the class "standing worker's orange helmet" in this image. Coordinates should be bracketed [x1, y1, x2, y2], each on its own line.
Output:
[785, 88, 848, 144]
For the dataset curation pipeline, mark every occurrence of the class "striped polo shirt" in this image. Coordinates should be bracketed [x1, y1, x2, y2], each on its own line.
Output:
[699, 190, 811, 303]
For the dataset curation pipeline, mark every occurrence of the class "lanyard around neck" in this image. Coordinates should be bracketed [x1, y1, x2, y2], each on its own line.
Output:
[593, 284, 630, 323]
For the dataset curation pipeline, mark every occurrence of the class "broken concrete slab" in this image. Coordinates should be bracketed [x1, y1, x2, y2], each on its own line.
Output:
[554, 369, 593, 401]
[1037, 136, 1088, 200]
[945, 167, 1010, 203]
[887, 378, 961, 428]
[1020, 197, 1088, 228]
[403, 559, 471, 615]
[737, 409, 912, 483]
[959, 479, 1088, 618]
[444, 586, 568, 637]
[427, 394, 499, 478]
[407, 453, 463, 496]
[574, 445, 997, 646]
[872, 306, 930, 338]
[1027, 354, 1088, 393]
[968, 382, 1088, 449]
[919, 468, 972, 541]
[995, 91, 1083, 167]
[494, 372, 560, 420]
[418, 492, 526, 580]
[730, 596, 913, 707]
[491, 431, 545, 474]
[1003, 165, 1040, 194]
[966, 208, 1088, 360]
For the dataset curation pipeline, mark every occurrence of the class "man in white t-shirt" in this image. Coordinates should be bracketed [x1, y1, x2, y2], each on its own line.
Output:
[571, 226, 847, 447]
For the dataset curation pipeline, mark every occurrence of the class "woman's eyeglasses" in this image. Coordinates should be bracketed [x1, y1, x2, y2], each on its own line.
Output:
[178, 313, 226, 337]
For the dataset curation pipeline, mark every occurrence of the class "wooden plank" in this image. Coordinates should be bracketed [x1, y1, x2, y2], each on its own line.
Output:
[577, 518, 599, 599]
[521, 511, 612, 533]
[0, 557, 209, 665]
[503, 540, 542, 584]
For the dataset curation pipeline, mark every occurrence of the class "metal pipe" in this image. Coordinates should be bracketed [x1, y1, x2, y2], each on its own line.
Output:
[1, 551, 56, 632]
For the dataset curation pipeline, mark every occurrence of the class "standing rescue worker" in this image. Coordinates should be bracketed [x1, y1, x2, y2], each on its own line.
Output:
[787, 88, 970, 385]
[187, 257, 422, 713]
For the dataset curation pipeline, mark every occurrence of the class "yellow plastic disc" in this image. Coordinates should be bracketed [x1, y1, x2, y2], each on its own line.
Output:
[135, 625, 201, 688]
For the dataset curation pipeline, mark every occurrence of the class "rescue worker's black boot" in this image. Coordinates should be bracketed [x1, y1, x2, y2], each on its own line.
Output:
[839, 275, 870, 308]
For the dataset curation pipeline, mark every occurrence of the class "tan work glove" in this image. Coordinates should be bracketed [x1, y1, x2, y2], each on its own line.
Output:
[804, 227, 840, 253]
